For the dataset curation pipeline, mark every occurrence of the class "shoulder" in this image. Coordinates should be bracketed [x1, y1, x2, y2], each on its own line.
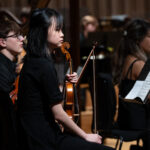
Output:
[132, 60, 145, 79]
[25, 56, 54, 68]
[123, 55, 145, 80]
[32, 57, 56, 76]
[22, 56, 55, 79]
[0, 63, 10, 82]
[40, 57, 54, 70]
[0, 62, 9, 73]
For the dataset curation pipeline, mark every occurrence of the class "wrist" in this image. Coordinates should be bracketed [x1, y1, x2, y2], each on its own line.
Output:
[81, 132, 88, 140]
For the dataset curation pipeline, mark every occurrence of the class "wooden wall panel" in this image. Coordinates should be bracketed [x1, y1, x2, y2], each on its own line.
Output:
[98, 0, 108, 17]
[135, 0, 145, 17]
[1, 0, 150, 19]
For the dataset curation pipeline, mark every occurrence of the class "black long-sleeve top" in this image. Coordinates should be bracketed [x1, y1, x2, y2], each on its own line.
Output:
[0, 53, 16, 93]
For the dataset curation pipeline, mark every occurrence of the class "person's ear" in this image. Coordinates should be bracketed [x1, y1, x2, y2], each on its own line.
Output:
[0, 38, 6, 48]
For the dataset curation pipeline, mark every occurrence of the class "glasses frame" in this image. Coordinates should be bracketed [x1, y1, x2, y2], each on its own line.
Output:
[5, 34, 23, 40]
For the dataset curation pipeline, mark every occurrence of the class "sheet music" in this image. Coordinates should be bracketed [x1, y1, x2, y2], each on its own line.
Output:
[125, 72, 150, 103]
[125, 81, 144, 100]
[138, 72, 150, 101]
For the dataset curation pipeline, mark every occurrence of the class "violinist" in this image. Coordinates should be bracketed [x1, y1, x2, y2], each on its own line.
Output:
[17, 8, 114, 150]
[0, 18, 24, 149]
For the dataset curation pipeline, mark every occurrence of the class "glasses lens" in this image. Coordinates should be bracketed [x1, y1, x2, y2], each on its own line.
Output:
[17, 35, 24, 40]
[6, 34, 23, 40]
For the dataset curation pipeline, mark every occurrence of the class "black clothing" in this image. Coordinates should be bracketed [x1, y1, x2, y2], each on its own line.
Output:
[0, 92, 18, 150]
[118, 59, 150, 150]
[0, 53, 16, 93]
[0, 53, 18, 150]
[119, 59, 139, 97]
[17, 55, 114, 150]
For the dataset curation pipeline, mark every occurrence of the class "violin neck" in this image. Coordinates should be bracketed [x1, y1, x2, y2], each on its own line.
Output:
[69, 59, 73, 74]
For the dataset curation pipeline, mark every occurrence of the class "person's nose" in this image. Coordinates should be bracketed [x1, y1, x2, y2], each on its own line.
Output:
[60, 30, 64, 37]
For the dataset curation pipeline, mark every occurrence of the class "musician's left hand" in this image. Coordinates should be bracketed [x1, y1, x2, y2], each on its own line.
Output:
[66, 72, 78, 83]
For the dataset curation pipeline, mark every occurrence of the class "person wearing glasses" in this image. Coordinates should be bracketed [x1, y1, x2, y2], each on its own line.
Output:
[0, 18, 24, 150]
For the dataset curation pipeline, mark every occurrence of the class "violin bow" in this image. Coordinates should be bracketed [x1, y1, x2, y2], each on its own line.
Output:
[76, 41, 98, 86]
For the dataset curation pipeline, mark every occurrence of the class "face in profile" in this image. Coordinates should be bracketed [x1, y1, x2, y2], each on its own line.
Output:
[1, 31, 24, 55]
[139, 30, 150, 54]
[47, 18, 64, 49]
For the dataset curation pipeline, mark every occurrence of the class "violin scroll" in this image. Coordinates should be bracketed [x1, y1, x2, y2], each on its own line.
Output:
[61, 42, 71, 63]
[61, 42, 72, 74]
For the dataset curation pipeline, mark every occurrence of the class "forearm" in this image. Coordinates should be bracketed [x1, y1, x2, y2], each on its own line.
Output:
[51, 103, 87, 139]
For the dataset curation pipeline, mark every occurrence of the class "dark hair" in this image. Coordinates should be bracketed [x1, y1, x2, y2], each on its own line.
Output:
[0, 19, 20, 38]
[113, 19, 150, 84]
[26, 8, 63, 57]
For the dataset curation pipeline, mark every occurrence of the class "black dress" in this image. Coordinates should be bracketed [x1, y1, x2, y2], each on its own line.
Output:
[119, 59, 138, 98]
[0, 53, 18, 150]
[119, 59, 150, 150]
[17, 55, 115, 150]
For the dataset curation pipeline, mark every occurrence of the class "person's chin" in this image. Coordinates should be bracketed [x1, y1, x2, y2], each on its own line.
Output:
[15, 49, 23, 55]
[50, 43, 61, 49]
[19, 48, 23, 53]
[59, 43, 63, 47]
[56, 43, 62, 48]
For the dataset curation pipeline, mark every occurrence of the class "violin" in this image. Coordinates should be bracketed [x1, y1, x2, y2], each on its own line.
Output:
[9, 50, 26, 104]
[61, 42, 98, 122]
[9, 76, 19, 104]
[61, 42, 79, 121]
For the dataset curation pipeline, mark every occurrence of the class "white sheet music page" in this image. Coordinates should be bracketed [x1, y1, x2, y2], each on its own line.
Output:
[125, 81, 144, 100]
[125, 72, 150, 103]
[137, 72, 150, 102]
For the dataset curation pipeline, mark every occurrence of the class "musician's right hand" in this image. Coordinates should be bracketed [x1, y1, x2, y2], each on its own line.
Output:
[65, 72, 78, 83]
[84, 133, 102, 144]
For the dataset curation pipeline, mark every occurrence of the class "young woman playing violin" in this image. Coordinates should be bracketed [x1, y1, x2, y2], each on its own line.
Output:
[17, 8, 115, 150]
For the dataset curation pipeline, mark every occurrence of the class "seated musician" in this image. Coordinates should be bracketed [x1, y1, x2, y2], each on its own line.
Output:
[79, 15, 99, 111]
[112, 19, 150, 150]
[0, 17, 24, 149]
[80, 15, 99, 61]
[17, 8, 115, 150]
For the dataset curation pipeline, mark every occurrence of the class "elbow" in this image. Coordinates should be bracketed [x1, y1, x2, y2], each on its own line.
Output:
[54, 111, 67, 124]
[51, 103, 66, 122]
[54, 113, 63, 122]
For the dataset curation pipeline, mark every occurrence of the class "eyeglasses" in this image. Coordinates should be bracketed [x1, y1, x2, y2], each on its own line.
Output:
[5, 34, 23, 40]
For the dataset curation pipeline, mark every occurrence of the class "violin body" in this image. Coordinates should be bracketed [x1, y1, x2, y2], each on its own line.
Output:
[61, 42, 79, 122]
[64, 82, 74, 119]
[64, 82, 79, 122]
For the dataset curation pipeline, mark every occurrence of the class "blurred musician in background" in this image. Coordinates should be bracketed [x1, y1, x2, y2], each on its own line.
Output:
[80, 15, 99, 61]
[113, 19, 150, 150]
[79, 15, 99, 111]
